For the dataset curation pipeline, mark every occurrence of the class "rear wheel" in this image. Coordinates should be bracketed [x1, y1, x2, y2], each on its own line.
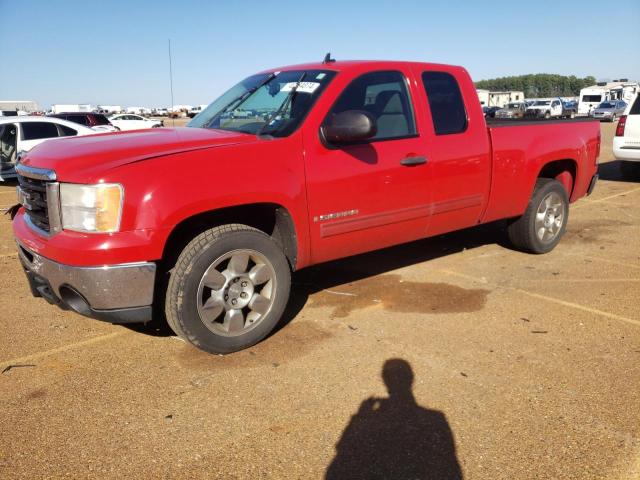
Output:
[611, 114, 617, 123]
[166, 224, 291, 354]
[507, 178, 569, 254]
[544, 111, 551, 119]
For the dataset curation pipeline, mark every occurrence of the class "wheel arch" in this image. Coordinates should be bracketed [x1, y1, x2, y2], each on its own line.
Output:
[159, 203, 299, 273]
[536, 158, 577, 198]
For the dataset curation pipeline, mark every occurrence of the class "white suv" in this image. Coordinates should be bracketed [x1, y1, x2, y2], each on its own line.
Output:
[613, 94, 640, 177]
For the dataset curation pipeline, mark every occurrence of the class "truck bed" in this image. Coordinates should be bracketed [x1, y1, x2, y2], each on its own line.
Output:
[482, 118, 600, 223]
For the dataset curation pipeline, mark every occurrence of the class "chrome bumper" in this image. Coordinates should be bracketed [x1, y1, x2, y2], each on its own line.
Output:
[17, 242, 156, 323]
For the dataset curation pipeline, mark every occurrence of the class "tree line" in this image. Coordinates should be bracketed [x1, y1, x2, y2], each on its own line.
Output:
[474, 74, 596, 97]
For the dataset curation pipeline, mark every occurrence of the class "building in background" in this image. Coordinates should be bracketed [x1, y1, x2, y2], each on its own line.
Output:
[0, 100, 39, 113]
[476, 90, 525, 107]
[50, 104, 93, 114]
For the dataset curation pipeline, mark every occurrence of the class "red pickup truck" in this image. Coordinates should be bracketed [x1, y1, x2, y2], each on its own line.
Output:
[13, 60, 600, 354]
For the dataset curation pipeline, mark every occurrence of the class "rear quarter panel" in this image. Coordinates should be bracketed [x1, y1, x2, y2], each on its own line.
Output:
[482, 120, 599, 223]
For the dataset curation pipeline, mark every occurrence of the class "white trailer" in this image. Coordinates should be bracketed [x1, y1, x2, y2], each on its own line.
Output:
[578, 81, 640, 116]
[51, 104, 93, 114]
[96, 105, 122, 114]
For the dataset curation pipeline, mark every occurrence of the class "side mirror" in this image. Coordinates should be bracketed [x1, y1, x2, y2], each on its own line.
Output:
[321, 110, 377, 145]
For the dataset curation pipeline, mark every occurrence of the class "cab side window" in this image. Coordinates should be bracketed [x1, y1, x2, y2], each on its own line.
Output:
[421, 71, 467, 135]
[325, 71, 416, 141]
[21, 122, 60, 140]
[58, 124, 78, 136]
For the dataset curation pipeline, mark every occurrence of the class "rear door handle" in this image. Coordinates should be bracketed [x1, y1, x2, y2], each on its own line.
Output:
[400, 156, 427, 166]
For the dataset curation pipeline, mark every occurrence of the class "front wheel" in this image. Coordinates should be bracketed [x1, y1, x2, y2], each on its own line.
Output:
[611, 114, 616, 123]
[507, 178, 569, 254]
[166, 224, 291, 354]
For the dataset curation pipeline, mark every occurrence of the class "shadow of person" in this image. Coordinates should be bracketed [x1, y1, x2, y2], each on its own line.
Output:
[326, 359, 463, 480]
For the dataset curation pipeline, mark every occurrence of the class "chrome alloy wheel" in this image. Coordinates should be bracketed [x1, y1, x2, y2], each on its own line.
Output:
[534, 191, 564, 243]
[196, 249, 277, 337]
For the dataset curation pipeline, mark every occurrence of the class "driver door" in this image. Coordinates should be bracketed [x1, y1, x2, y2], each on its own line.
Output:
[303, 69, 431, 264]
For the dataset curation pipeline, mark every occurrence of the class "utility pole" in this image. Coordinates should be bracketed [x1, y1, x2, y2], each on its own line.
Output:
[168, 38, 175, 127]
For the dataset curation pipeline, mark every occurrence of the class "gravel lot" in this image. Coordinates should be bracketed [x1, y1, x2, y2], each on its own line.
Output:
[0, 122, 638, 479]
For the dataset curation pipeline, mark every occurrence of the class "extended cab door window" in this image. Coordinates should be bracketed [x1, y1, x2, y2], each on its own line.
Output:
[421, 71, 467, 135]
[324, 70, 416, 141]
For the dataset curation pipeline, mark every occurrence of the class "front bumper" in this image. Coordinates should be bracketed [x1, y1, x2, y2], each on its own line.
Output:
[17, 241, 155, 323]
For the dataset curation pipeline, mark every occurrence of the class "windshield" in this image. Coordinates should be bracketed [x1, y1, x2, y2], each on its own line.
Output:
[506, 103, 521, 108]
[189, 70, 336, 137]
[597, 102, 615, 109]
[533, 101, 551, 106]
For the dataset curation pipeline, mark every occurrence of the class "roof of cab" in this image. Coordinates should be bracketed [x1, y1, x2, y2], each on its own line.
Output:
[259, 60, 465, 75]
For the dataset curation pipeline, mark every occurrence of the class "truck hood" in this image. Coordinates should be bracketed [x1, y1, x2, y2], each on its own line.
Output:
[20, 127, 257, 182]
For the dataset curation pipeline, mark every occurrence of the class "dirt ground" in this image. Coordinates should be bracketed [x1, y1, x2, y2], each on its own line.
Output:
[0, 122, 638, 479]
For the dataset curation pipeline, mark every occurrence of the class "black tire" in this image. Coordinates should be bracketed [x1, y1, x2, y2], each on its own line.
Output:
[611, 114, 616, 123]
[620, 161, 640, 180]
[166, 224, 291, 354]
[507, 178, 569, 254]
[544, 111, 551, 119]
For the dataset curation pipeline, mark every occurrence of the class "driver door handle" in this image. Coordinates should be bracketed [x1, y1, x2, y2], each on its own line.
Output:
[400, 155, 427, 166]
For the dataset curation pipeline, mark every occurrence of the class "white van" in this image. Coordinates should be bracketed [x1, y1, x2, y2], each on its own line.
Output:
[578, 87, 607, 116]
[613, 94, 640, 177]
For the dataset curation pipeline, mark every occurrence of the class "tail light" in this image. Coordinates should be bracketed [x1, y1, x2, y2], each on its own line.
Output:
[596, 129, 601, 160]
[616, 115, 627, 136]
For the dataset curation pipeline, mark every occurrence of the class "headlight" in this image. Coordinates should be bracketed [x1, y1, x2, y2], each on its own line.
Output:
[59, 183, 123, 233]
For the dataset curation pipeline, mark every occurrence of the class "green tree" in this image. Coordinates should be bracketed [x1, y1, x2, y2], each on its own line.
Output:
[475, 74, 595, 97]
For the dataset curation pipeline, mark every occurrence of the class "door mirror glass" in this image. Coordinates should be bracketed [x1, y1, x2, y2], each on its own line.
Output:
[321, 110, 377, 145]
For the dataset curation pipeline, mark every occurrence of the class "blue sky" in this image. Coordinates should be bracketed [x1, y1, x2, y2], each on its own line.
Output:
[1, 0, 638, 109]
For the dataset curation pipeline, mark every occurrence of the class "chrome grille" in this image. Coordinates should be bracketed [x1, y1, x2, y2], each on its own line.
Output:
[18, 174, 51, 232]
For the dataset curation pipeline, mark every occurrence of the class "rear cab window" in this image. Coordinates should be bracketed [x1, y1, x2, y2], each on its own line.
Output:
[93, 114, 111, 125]
[421, 71, 468, 135]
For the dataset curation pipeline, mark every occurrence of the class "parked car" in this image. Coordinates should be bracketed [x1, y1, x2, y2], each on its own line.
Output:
[495, 102, 527, 119]
[0, 117, 95, 181]
[49, 112, 117, 132]
[109, 114, 163, 131]
[484, 106, 501, 118]
[591, 100, 627, 122]
[152, 108, 169, 116]
[0, 110, 19, 117]
[526, 98, 576, 119]
[13, 59, 600, 354]
[613, 94, 640, 177]
[188, 106, 205, 118]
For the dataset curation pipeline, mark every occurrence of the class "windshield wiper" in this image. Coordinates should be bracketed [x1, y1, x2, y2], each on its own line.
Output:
[203, 72, 277, 128]
[257, 72, 307, 138]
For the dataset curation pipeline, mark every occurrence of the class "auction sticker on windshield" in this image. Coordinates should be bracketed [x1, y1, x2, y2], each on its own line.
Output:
[281, 82, 321, 94]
